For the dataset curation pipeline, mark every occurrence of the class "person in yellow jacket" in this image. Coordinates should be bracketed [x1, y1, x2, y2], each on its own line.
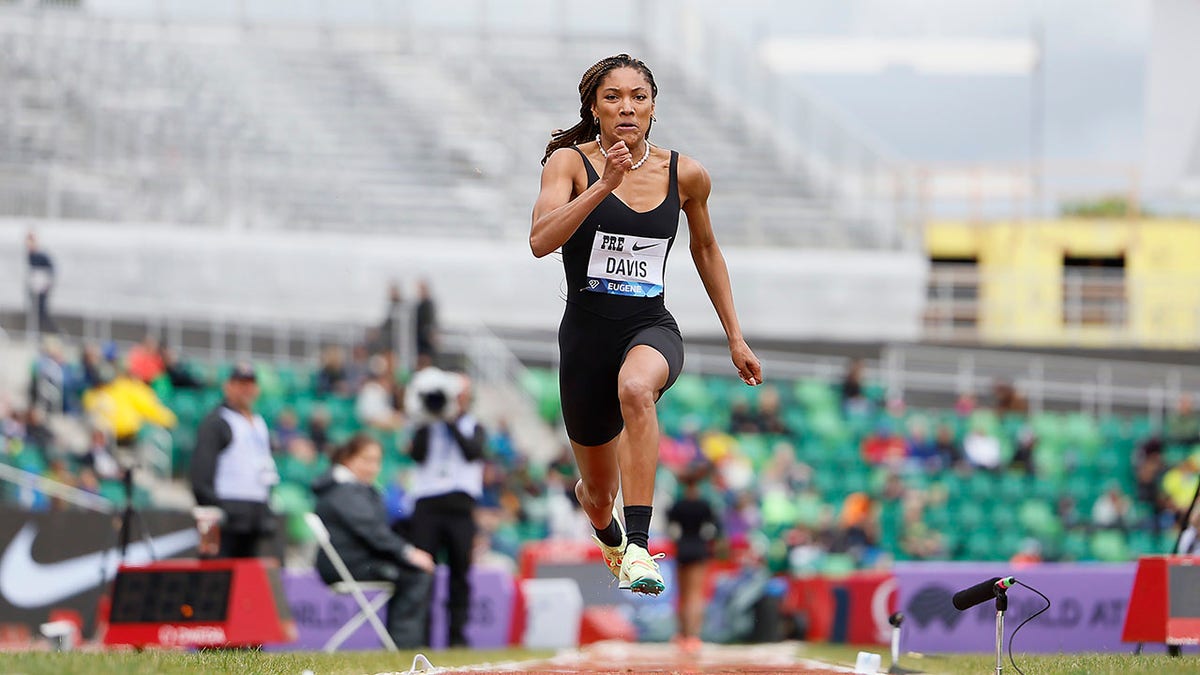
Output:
[83, 362, 177, 446]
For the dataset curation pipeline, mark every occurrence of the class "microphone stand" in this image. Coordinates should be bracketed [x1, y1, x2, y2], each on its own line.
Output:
[887, 612, 921, 674]
[993, 584, 1009, 675]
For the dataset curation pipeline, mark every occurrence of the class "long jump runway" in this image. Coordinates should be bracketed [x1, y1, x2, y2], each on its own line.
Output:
[383, 641, 854, 675]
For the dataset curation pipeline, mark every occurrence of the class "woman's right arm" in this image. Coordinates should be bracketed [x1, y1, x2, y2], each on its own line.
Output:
[529, 144, 629, 257]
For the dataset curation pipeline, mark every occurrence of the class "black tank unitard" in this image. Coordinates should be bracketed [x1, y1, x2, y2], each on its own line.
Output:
[557, 146, 685, 446]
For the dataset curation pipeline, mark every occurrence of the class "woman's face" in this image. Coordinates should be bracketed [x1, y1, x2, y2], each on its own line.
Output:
[591, 67, 654, 146]
[344, 442, 383, 484]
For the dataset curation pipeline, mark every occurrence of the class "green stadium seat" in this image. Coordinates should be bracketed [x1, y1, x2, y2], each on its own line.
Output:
[1090, 530, 1130, 562]
[1017, 499, 1061, 539]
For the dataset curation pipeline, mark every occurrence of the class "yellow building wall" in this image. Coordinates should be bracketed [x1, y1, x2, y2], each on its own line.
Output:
[926, 219, 1200, 348]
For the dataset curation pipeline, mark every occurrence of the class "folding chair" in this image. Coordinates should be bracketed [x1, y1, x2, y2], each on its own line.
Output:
[303, 512, 399, 652]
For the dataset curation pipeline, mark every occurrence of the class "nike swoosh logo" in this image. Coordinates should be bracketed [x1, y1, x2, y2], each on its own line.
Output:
[0, 523, 199, 608]
[631, 242, 660, 252]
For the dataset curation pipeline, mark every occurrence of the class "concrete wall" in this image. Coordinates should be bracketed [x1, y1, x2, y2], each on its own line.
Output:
[0, 220, 927, 343]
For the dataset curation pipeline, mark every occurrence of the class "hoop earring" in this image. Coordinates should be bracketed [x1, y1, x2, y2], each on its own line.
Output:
[651, 114, 657, 122]
[593, 116, 599, 125]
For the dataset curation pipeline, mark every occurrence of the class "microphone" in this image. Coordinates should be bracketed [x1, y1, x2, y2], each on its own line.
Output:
[952, 576, 1016, 611]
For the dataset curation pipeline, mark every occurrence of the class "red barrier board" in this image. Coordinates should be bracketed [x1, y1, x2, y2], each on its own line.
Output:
[1122, 556, 1200, 646]
[102, 558, 296, 648]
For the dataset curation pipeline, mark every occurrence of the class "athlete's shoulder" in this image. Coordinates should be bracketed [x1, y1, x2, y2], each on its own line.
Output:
[545, 145, 587, 168]
[676, 153, 711, 199]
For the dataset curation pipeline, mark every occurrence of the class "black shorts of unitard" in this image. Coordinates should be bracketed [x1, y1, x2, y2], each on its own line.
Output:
[558, 303, 685, 446]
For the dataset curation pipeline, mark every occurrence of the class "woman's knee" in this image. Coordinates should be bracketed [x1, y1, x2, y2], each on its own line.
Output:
[617, 377, 657, 413]
[578, 477, 618, 509]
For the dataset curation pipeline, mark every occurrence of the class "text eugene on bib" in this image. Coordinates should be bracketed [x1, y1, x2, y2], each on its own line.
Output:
[585, 231, 670, 297]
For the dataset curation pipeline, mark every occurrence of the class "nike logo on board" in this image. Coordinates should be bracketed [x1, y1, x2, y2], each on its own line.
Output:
[0, 523, 199, 608]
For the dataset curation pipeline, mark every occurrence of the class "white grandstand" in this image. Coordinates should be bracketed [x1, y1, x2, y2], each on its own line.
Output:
[0, 1, 908, 248]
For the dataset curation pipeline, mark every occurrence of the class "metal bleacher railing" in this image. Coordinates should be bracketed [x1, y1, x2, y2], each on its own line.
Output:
[0, 0, 914, 250]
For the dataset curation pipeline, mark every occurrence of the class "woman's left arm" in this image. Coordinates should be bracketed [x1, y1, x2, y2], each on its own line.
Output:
[680, 156, 763, 386]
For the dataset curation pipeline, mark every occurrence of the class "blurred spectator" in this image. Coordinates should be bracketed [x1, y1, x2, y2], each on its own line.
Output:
[861, 421, 906, 466]
[277, 436, 329, 489]
[22, 408, 55, 456]
[723, 490, 761, 546]
[356, 355, 404, 431]
[904, 417, 940, 471]
[376, 281, 407, 356]
[954, 392, 976, 417]
[756, 386, 790, 435]
[82, 362, 177, 447]
[29, 335, 67, 415]
[271, 409, 303, 452]
[307, 406, 333, 456]
[1092, 482, 1133, 531]
[80, 427, 121, 481]
[1165, 394, 1200, 445]
[841, 358, 869, 415]
[1011, 538, 1043, 566]
[80, 343, 106, 390]
[900, 497, 945, 560]
[487, 418, 517, 465]
[414, 279, 439, 366]
[1056, 495, 1084, 531]
[1009, 426, 1037, 475]
[161, 345, 204, 390]
[832, 492, 878, 563]
[992, 379, 1028, 415]
[962, 424, 1003, 471]
[932, 424, 964, 471]
[312, 433, 435, 648]
[25, 231, 58, 335]
[315, 346, 349, 396]
[345, 343, 372, 393]
[127, 334, 165, 384]
[1134, 439, 1170, 534]
[729, 398, 759, 434]
[1162, 451, 1200, 517]
[190, 362, 278, 558]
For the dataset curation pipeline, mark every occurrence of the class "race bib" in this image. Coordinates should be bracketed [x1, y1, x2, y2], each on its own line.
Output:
[585, 231, 669, 297]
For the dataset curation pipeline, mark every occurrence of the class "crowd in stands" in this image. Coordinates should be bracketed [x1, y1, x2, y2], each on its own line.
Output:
[4, 295, 1200, 575]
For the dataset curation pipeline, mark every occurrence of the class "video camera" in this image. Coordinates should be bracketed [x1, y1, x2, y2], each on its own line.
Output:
[404, 367, 462, 423]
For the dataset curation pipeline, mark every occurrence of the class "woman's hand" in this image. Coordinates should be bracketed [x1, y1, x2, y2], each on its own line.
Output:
[730, 339, 762, 386]
[600, 140, 632, 190]
[406, 546, 436, 573]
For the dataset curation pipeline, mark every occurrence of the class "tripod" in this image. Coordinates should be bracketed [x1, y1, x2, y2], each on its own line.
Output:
[114, 465, 157, 559]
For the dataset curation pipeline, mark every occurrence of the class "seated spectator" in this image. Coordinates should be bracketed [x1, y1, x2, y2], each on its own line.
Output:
[345, 343, 372, 393]
[161, 346, 204, 390]
[277, 437, 329, 489]
[905, 418, 940, 471]
[307, 406, 333, 455]
[29, 335, 68, 415]
[756, 386, 790, 435]
[82, 363, 177, 447]
[1056, 495, 1084, 531]
[80, 427, 122, 481]
[1162, 451, 1200, 517]
[1009, 426, 1037, 475]
[272, 409, 303, 452]
[954, 392, 976, 417]
[932, 424, 964, 470]
[862, 421, 906, 466]
[312, 433, 435, 648]
[127, 334, 165, 384]
[1165, 394, 1200, 445]
[1092, 482, 1133, 531]
[1011, 538, 1043, 566]
[963, 424, 1002, 471]
[356, 356, 404, 431]
[728, 398, 759, 434]
[1134, 441, 1169, 534]
[79, 342, 106, 390]
[841, 358, 869, 416]
[315, 346, 349, 397]
[992, 379, 1028, 415]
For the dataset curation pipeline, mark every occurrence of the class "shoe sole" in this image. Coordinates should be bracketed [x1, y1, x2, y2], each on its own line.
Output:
[628, 577, 665, 595]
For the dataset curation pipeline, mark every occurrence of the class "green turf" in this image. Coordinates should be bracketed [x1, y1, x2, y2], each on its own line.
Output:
[801, 642, 1200, 675]
[0, 648, 549, 675]
[0, 645, 1197, 675]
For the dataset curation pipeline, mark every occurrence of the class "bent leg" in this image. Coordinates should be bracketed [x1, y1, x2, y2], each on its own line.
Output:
[571, 435, 622, 531]
[616, 345, 669, 507]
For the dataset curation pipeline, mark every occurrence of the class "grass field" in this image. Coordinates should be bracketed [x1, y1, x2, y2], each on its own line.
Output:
[0, 644, 1196, 675]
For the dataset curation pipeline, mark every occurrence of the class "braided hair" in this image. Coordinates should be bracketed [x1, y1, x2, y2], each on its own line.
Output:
[541, 54, 658, 165]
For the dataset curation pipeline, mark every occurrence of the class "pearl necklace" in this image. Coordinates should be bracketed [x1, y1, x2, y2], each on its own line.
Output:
[596, 134, 651, 171]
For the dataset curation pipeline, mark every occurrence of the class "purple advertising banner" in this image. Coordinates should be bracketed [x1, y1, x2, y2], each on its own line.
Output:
[896, 562, 1137, 653]
[266, 565, 514, 651]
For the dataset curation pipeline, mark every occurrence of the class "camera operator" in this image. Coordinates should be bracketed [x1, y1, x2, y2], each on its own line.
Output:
[405, 368, 486, 648]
